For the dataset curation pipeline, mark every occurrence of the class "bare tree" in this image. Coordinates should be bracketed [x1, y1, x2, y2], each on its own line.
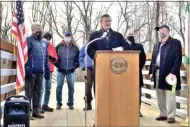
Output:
[73, 1, 93, 41]
[0, 2, 3, 35]
[29, 1, 50, 30]
[167, 2, 185, 45]
[0, 2, 14, 42]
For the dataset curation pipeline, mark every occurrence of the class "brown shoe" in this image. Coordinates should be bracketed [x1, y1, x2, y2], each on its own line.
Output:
[32, 113, 44, 118]
[168, 118, 175, 123]
[156, 116, 167, 121]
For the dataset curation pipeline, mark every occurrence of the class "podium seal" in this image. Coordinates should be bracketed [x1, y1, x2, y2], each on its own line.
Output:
[110, 57, 127, 74]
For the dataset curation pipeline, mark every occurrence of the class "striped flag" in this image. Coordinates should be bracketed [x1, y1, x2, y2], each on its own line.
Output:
[11, 1, 28, 89]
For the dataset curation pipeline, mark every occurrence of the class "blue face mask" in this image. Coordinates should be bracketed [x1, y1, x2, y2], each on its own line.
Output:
[65, 37, 71, 43]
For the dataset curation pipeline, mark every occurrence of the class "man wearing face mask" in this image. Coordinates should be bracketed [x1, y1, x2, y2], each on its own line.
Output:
[55, 32, 79, 110]
[87, 14, 127, 60]
[25, 23, 50, 119]
[124, 29, 146, 117]
[149, 25, 182, 123]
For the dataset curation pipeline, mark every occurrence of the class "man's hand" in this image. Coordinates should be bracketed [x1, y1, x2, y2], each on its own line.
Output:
[150, 74, 154, 82]
[44, 72, 50, 80]
[169, 73, 176, 81]
[150, 74, 153, 79]
[49, 55, 56, 62]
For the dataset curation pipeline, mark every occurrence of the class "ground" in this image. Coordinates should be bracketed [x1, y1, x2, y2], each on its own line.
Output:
[30, 82, 183, 127]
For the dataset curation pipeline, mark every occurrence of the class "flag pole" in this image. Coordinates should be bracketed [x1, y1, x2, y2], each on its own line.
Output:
[15, 40, 20, 95]
[180, 1, 190, 126]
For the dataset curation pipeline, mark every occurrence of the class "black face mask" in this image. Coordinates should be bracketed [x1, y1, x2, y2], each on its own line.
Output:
[35, 31, 42, 40]
[127, 36, 135, 43]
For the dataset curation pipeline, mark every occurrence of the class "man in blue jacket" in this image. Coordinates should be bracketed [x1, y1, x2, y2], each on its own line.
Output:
[55, 32, 79, 110]
[79, 43, 95, 110]
[25, 23, 50, 119]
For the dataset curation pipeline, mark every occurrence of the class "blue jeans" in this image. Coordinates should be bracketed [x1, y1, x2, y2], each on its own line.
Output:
[56, 71, 75, 106]
[40, 72, 53, 107]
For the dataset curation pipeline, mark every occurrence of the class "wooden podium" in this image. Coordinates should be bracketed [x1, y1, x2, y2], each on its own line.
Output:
[95, 51, 140, 127]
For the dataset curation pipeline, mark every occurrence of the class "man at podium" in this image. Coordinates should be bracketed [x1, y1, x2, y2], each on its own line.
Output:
[124, 29, 146, 117]
[87, 14, 128, 59]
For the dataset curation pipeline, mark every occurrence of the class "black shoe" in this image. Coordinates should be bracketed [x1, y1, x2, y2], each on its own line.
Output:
[156, 115, 167, 121]
[42, 105, 54, 112]
[38, 108, 45, 114]
[32, 113, 44, 118]
[83, 104, 92, 111]
[168, 118, 175, 123]
[68, 105, 74, 110]
[140, 112, 143, 117]
[56, 105, 61, 110]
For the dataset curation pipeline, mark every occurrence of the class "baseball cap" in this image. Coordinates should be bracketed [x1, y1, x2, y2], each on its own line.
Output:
[155, 25, 170, 31]
[64, 31, 71, 36]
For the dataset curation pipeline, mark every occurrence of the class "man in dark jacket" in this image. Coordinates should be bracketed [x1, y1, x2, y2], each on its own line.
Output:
[149, 25, 182, 123]
[25, 23, 50, 119]
[124, 29, 146, 117]
[87, 14, 127, 59]
[55, 32, 79, 110]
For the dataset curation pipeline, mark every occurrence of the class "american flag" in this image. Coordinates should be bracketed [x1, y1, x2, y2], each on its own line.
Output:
[11, 1, 28, 88]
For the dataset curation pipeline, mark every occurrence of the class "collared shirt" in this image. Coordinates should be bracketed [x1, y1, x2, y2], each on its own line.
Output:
[156, 43, 164, 67]
[127, 39, 132, 45]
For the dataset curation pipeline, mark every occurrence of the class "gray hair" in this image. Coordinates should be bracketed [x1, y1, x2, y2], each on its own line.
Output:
[31, 22, 42, 30]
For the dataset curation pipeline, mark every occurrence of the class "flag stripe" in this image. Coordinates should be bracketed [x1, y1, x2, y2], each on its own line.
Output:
[11, 1, 28, 88]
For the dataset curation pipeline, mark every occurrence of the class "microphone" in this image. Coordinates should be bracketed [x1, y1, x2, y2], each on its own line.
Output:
[85, 32, 108, 57]
[83, 31, 108, 124]
[101, 32, 108, 38]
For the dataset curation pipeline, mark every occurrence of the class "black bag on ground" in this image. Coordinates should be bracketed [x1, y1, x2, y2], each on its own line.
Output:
[3, 95, 30, 127]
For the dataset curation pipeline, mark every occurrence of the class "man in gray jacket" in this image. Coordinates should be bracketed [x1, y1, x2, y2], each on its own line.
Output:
[55, 32, 79, 110]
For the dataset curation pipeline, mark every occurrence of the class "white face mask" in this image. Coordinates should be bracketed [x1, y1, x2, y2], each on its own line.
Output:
[65, 37, 71, 43]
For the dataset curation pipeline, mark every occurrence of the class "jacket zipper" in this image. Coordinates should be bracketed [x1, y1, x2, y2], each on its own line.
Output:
[38, 42, 44, 71]
[66, 47, 69, 73]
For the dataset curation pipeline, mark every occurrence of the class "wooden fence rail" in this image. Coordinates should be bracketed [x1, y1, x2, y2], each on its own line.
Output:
[0, 39, 24, 125]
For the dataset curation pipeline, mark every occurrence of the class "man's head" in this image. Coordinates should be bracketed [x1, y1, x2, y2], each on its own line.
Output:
[100, 14, 111, 31]
[43, 32, 52, 41]
[155, 25, 170, 39]
[64, 31, 72, 44]
[31, 22, 42, 40]
[126, 29, 135, 42]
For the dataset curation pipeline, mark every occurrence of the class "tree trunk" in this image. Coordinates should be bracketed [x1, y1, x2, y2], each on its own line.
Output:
[155, 1, 160, 44]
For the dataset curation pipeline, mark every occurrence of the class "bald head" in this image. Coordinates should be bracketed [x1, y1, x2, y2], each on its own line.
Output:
[126, 29, 134, 37]
[126, 29, 135, 43]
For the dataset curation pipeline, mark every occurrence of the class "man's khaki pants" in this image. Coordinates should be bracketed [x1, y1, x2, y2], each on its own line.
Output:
[155, 70, 177, 118]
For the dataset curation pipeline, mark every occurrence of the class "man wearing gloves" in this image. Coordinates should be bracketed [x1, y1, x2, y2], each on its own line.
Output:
[79, 43, 95, 110]
[25, 23, 50, 119]
[39, 32, 57, 112]
[55, 32, 79, 110]
[149, 25, 182, 123]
